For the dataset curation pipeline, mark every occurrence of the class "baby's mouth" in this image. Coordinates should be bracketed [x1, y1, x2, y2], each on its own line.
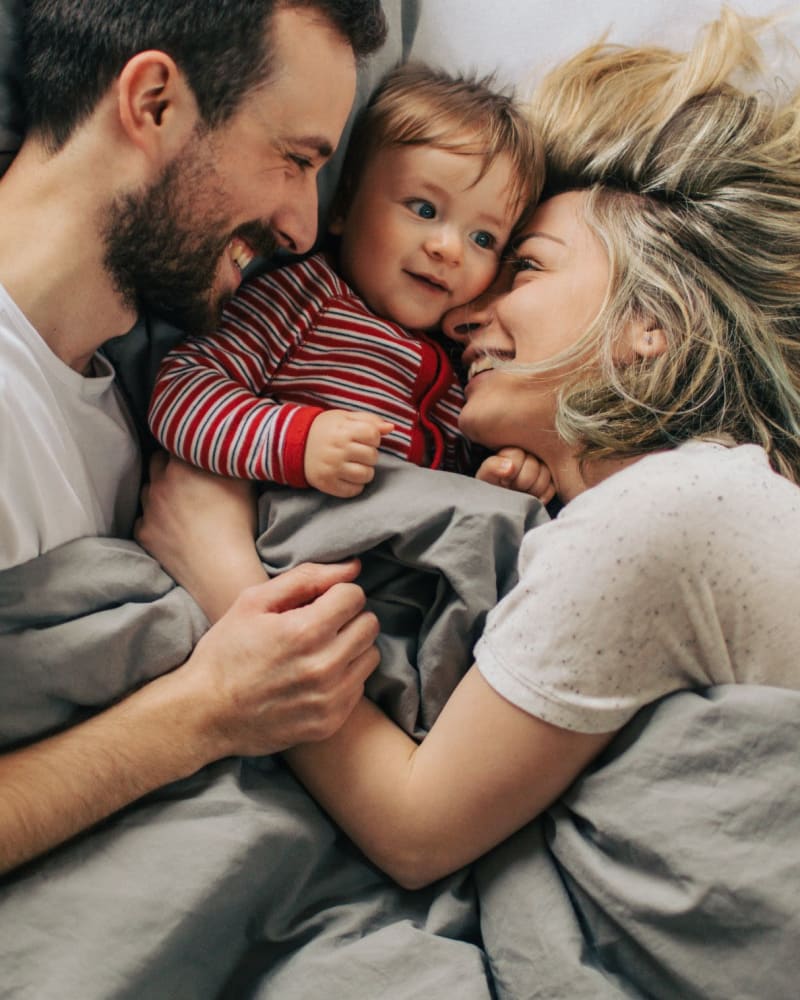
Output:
[406, 270, 449, 292]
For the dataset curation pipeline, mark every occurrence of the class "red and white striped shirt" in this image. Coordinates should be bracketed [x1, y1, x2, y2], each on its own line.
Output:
[148, 254, 469, 486]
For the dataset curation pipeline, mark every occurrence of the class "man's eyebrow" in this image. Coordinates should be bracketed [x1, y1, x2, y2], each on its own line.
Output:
[293, 136, 335, 160]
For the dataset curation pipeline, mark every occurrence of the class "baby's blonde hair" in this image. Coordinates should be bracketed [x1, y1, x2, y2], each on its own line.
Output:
[524, 8, 800, 482]
[332, 62, 543, 227]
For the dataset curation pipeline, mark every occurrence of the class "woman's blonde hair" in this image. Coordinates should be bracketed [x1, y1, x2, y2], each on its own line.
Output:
[332, 62, 543, 226]
[526, 7, 800, 482]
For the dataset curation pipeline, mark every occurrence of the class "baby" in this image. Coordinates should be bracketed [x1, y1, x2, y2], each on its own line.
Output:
[148, 63, 543, 498]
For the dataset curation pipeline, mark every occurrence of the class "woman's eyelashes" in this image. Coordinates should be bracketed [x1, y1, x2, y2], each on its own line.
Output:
[508, 254, 543, 280]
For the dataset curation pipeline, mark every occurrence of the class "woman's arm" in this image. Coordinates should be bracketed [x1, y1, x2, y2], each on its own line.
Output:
[286, 668, 615, 889]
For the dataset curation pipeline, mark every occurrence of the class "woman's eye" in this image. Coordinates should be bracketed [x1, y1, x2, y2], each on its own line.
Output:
[470, 230, 497, 250]
[509, 256, 542, 274]
[407, 199, 436, 219]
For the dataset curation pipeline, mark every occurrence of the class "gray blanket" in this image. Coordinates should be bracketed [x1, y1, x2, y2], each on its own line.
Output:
[1, 458, 798, 999]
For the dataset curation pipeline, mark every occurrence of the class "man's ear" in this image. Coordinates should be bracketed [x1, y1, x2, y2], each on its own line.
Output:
[116, 51, 197, 161]
[618, 315, 668, 362]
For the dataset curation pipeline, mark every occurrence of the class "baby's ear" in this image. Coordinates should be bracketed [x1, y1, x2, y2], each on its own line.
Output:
[328, 213, 345, 236]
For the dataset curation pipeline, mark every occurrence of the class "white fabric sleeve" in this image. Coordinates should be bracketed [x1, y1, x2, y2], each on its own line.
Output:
[475, 444, 799, 733]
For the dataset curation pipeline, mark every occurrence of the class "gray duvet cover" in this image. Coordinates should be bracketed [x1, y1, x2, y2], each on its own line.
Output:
[0, 458, 797, 999]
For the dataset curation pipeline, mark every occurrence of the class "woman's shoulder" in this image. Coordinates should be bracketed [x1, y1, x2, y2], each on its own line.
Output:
[526, 440, 799, 579]
[573, 441, 792, 523]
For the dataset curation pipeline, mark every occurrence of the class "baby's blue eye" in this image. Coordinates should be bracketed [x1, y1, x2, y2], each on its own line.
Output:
[471, 230, 496, 250]
[408, 199, 436, 219]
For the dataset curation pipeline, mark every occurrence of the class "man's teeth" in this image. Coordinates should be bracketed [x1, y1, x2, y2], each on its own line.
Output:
[230, 239, 255, 272]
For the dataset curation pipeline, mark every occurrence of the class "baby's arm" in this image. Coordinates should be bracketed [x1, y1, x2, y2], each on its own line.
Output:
[148, 329, 323, 487]
[149, 265, 395, 495]
[476, 446, 556, 504]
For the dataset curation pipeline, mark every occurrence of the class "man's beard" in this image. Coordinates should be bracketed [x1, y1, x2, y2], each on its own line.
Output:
[102, 137, 278, 335]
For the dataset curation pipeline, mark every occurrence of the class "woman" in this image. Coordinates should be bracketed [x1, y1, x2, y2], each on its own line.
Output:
[138, 10, 800, 890]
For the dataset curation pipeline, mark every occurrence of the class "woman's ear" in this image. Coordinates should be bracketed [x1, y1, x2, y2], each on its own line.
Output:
[634, 324, 668, 359]
[116, 50, 197, 161]
[618, 316, 667, 361]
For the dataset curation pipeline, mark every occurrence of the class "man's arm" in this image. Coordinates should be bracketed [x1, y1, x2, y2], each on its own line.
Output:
[0, 553, 379, 875]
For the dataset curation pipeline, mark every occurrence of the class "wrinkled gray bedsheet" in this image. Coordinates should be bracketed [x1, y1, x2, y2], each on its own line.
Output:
[0, 458, 798, 999]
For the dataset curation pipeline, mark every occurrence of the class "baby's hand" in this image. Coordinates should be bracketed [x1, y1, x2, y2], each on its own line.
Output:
[305, 409, 395, 498]
[476, 446, 556, 504]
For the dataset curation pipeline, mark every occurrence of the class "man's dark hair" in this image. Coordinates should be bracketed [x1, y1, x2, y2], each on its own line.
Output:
[22, 0, 387, 152]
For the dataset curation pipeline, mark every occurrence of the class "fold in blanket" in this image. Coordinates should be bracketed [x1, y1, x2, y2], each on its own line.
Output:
[1, 458, 798, 999]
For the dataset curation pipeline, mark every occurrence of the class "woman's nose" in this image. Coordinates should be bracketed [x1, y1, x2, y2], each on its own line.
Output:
[442, 298, 490, 344]
[442, 261, 515, 343]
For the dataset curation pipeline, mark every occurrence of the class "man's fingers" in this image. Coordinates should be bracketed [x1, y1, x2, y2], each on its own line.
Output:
[245, 561, 363, 615]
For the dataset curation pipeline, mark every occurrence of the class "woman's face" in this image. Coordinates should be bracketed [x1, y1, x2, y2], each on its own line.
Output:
[445, 190, 610, 455]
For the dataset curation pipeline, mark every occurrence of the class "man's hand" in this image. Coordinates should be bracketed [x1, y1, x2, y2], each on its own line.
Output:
[476, 447, 556, 504]
[304, 409, 394, 497]
[0, 559, 379, 874]
[180, 561, 381, 757]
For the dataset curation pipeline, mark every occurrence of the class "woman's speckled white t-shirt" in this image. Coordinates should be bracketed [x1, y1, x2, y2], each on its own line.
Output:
[475, 441, 800, 733]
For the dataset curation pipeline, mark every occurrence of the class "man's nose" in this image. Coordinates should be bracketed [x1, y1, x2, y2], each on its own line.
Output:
[271, 187, 319, 255]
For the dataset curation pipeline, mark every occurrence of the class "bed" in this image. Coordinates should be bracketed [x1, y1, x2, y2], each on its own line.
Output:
[2, 2, 799, 997]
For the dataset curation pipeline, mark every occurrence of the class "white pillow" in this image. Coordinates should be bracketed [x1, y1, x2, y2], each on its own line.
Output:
[407, 0, 800, 94]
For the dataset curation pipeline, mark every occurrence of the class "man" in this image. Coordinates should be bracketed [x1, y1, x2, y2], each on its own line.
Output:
[0, 0, 387, 873]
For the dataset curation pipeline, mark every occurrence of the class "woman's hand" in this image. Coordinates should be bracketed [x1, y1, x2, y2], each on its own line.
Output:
[476, 446, 556, 504]
[135, 452, 266, 621]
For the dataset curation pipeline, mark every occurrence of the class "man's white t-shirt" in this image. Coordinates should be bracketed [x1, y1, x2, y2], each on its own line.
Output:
[0, 284, 140, 569]
[476, 441, 800, 733]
